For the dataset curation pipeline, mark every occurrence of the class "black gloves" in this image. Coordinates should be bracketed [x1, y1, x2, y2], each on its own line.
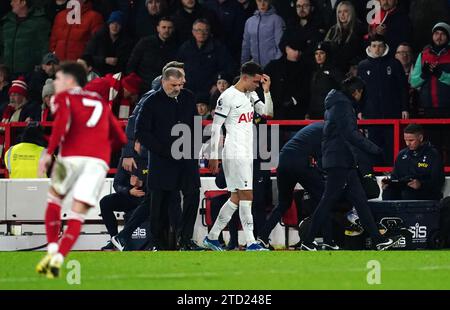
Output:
[421, 62, 432, 80]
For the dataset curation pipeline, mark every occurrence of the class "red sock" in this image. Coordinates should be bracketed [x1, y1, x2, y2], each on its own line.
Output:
[45, 197, 61, 244]
[59, 218, 83, 257]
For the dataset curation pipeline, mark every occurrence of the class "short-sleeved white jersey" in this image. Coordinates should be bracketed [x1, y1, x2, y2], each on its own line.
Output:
[215, 86, 265, 159]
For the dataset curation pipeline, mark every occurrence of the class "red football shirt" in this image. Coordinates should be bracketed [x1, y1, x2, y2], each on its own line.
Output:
[47, 87, 127, 165]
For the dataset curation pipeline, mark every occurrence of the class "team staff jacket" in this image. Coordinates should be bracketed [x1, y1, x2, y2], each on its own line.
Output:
[391, 142, 445, 197]
[321, 89, 382, 169]
[135, 88, 200, 191]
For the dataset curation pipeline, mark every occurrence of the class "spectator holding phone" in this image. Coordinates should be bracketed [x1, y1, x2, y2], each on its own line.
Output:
[382, 124, 445, 201]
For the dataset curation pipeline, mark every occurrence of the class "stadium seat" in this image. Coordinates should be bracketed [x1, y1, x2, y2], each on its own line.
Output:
[200, 190, 230, 228]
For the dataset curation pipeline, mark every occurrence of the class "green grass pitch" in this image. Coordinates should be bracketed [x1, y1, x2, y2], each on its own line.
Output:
[1, 251, 450, 290]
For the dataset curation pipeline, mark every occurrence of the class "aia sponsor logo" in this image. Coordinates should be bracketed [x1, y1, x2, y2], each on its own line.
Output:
[238, 111, 254, 123]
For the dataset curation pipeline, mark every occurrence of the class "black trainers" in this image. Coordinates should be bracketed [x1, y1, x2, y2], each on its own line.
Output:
[376, 235, 402, 251]
[321, 241, 340, 250]
[256, 238, 271, 250]
[111, 235, 126, 251]
[300, 241, 318, 251]
[101, 241, 115, 251]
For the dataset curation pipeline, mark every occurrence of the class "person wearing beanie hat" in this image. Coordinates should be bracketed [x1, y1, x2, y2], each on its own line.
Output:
[432, 22, 450, 41]
[411, 22, 450, 119]
[308, 41, 343, 119]
[27, 52, 59, 105]
[84, 11, 133, 76]
[8, 77, 29, 99]
[265, 32, 311, 119]
[105, 72, 143, 120]
[122, 72, 143, 96]
[2, 76, 40, 125]
[411, 22, 450, 107]
[215, 72, 232, 93]
[107, 10, 124, 25]
[135, 0, 166, 39]
[196, 95, 212, 120]
[41, 79, 55, 122]
[41, 78, 55, 100]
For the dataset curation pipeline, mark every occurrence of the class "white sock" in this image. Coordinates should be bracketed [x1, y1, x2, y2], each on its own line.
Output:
[51, 253, 64, 266]
[239, 200, 256, 246]
[47, 242, 59, 255]
[208, 199, 238, 240]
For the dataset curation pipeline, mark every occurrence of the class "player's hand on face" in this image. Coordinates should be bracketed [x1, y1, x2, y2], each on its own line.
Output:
[261, 74, 271, 93]
[208, 159, 220, 175]
[122, 157, 137, 172]
[38, 153, 52, 178]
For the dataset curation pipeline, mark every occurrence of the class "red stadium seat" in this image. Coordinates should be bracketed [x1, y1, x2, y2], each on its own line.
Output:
[200, 190, 229, 228]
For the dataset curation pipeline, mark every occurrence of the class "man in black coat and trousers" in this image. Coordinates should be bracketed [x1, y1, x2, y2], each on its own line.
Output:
[134, 67, 201, 250]
[301, 76, 402, 251]
[357, 35, 409, 165]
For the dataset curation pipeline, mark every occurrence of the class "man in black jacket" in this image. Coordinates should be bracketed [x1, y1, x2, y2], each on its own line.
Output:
[264, 36, 311, 120]
[382, 124, 445, 201]
[84, 11, 133, 76]
[301, 76, 402, 251]
[99, 158, 147, 250]
[127, 17, 179, 93]
[171, 0, 221, 43]
[308, 42, 343, 119]
[177, 18, 236, 99]
[357, 35, 409, 165]
[133, 67, 201, 250]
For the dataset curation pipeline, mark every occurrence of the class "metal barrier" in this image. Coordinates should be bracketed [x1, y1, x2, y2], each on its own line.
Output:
[1, 118, 450, 177]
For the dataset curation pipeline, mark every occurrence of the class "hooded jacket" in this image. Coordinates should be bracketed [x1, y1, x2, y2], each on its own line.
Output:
[357, 44, 408, 118]
[1, 6, 50, 74]
[309, 62, 343, 119]
[321, 89, 382, 169]
[84, 26, 134, 76]
[241, 7, 285, 67]
[49, 1, 104, 61]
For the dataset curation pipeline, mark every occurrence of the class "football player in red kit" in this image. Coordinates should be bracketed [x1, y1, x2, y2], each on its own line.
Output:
[36, 62, 127, 278]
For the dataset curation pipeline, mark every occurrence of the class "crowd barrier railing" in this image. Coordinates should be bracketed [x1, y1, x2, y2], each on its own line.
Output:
[1, 118, 449, 178]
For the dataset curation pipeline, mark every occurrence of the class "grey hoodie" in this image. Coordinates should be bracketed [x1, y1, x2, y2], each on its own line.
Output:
[241, 7, 285, 67]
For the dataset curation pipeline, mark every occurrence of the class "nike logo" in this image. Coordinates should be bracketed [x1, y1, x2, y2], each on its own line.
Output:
[235, 105, 242, 108]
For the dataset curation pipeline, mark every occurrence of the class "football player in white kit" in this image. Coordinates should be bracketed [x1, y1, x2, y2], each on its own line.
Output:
[203, 62, 273, 251]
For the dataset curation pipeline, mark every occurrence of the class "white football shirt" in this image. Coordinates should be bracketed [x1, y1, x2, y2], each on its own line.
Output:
[213, 86, 266, 159]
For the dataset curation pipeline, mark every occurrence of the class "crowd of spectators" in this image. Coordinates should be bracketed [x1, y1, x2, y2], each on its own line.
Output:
[1, 0, 450, 167]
